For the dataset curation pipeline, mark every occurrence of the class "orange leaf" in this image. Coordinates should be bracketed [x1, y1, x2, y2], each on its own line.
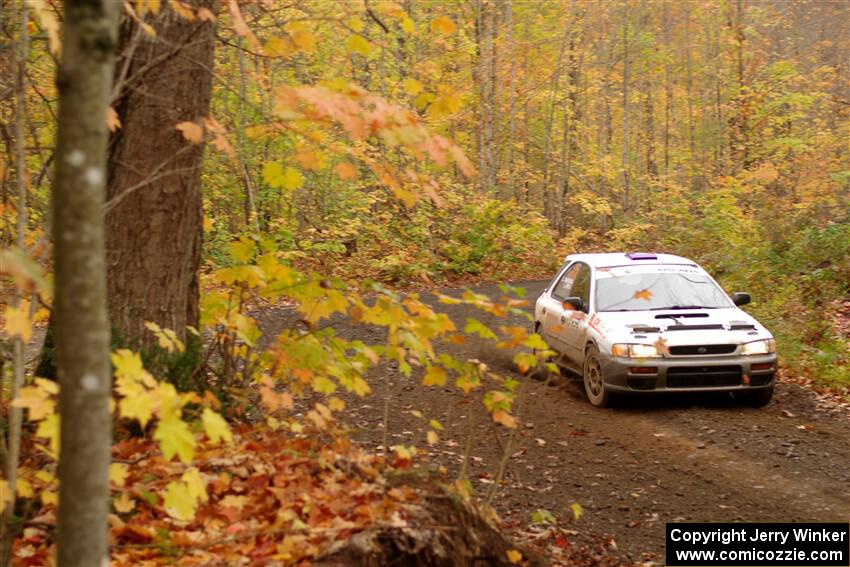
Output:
[107, 107, 121, 132]
[430, 16, 456, 35]
[197, 7, 216, 22]
[175, 121, 204, 144]
[633, 289, 653, 301]
[227, 0, 259, 48]
[334, 161, 358, 180]
[492, 410, 517, 429]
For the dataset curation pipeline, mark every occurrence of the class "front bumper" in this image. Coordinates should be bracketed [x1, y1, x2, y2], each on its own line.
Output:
[600, 352, 777, 393]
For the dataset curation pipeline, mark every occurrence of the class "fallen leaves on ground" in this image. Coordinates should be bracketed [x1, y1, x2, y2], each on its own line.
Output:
[12, 425, 425, 566]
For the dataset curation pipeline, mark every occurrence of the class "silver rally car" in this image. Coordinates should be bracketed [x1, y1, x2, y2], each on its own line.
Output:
[534, 252, 777, 407]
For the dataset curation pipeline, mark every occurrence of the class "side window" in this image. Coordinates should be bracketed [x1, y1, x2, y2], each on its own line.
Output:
[571, 265, 591, 304]
[551, 264, 580, 300]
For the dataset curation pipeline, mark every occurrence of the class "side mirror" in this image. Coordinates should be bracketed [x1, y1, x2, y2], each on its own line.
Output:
[731, 292, 751, 306]
[563, 297, 586, 313]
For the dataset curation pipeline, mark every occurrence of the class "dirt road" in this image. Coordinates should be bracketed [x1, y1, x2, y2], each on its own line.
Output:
[261, 280, 850, 562]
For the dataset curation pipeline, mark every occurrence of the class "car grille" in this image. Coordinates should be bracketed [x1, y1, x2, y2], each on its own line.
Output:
[668, 344, 737, 356]
[666, 365, 742, 388]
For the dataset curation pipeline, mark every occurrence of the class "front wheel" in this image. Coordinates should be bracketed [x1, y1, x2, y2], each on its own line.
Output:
[583, 346, 611, 407]
[734, 384, 774, 408]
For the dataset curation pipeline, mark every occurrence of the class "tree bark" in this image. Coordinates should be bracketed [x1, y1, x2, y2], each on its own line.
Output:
[475, 0, 496, 193]
[50, 2, 119, 566]
[503, 0, 515, 200]
[540, 18, 570, 222]
[621, 10, 631, 215]
[685, 2, 695, 175]
[105, 3, 216, 344]
[662, 0, 672, 176]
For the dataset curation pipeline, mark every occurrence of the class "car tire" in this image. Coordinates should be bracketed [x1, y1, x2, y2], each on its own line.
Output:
[735, 384, 774, 408]
[583, 345, 611, 407]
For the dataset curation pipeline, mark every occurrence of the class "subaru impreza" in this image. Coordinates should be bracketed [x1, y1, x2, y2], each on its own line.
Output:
[534, 253, 777, 407]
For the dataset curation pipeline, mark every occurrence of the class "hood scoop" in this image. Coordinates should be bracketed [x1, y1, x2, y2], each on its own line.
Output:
[653, 312, 709, 319]
[664, 324, 725, 331]
[729, 321, 756, 331]
[628, 324, 661, 333]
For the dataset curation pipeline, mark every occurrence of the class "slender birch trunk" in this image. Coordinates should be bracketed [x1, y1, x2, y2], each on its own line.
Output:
[51, 2, 119, 565]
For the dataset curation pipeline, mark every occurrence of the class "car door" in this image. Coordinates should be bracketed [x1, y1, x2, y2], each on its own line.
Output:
[542, 263, 581, 355]
[559, 263, 592, 364]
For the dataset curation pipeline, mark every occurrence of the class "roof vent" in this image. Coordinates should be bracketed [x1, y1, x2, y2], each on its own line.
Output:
[625, 252, 657, 260]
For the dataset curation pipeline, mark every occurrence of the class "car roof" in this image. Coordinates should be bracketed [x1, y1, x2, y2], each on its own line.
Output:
[564, 252, 699, 269]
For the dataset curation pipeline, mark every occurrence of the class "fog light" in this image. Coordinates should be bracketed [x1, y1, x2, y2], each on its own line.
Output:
[629, 366, 658, 375]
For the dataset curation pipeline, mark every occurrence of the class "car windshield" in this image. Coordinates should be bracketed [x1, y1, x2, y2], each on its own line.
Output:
[595, 269, 732, 312]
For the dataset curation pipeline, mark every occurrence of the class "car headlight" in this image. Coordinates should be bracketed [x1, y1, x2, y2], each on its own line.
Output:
[741, 339, 776, 355]
[612, 343, 661, 358]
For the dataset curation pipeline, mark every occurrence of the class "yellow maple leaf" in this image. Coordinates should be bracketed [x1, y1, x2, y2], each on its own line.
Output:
[113, 492, 136, 514]
[347, 16, 364, 32]
[163, 468, 208, 521]
[11, 384, 54, 421]
[119, 391, 156, 429]
[154, 415, 195, 463]
[506, 549, 523, 564]
[136, 0, 161, 16]
[35, 413, 60, 457]
[41, 489, 58, 506]
[162, 483, 195, 521]
[292, 30, 315, 52]
[109, 463, 129, 487]
[201, 408, 232, 445]
[430, 16, 456, 35]
[403, 78, 423, 96]
[346, 34, 372, 56]
[16, 477, 33, 499]
[423, 365, 447, 387]
[426, 430, 438, 445]
[265, 36, 296, 57]
[392, 445, 416, 460]
[111, 349, 145, 381]
[182, 468, 208, 503]
[4, 300, 33, 342]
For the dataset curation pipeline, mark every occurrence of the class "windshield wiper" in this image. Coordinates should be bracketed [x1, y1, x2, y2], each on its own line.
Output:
[649, 305, 718, 310]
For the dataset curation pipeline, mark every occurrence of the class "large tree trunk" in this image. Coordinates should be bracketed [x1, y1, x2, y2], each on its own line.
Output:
[51, 1, 119, 565]
[105, 3, 215, 344]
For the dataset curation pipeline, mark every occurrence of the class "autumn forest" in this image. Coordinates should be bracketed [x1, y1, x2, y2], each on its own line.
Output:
[0, 0, 849, 565]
